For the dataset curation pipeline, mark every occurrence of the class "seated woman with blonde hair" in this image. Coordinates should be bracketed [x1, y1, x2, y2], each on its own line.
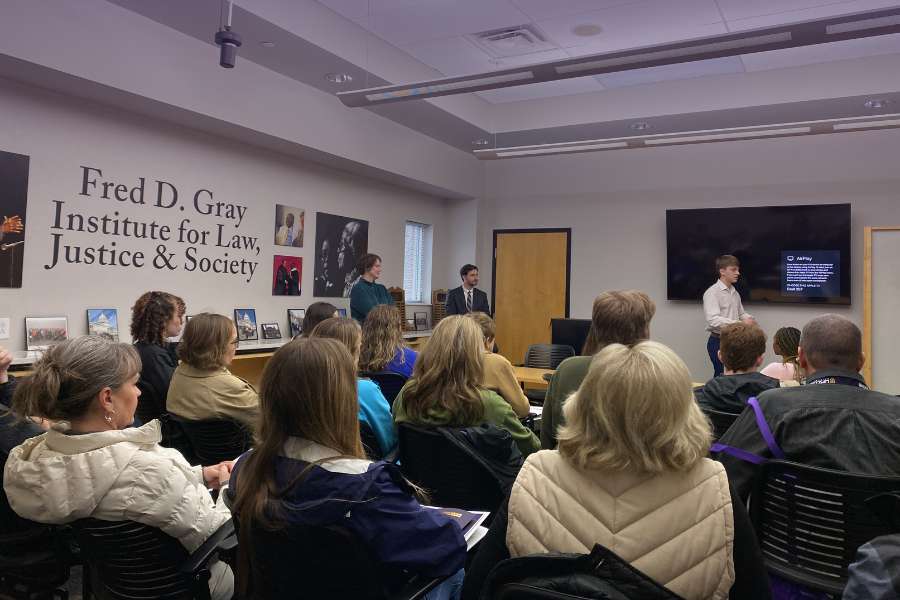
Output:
[393, 316, 539, 457]
[359, 304, 417, 378]
[462, 341, 769, 600]
[466, 312, 529, 418]
[166, 313, 259, 431]
[4, 336, 234, 599]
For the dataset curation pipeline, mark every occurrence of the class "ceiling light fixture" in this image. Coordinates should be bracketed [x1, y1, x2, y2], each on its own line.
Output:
[864, 98, 889, 109]
[337, 6, 900, 107]
[259, 41, 276, 48]
[472, 139, 491, 146]
[572, 24, 603, 37]
[630, 122, 650, 131]
[325, 73, 353, 84]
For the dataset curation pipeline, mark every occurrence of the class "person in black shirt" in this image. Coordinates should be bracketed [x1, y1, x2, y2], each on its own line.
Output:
[717, 314, 900, 500]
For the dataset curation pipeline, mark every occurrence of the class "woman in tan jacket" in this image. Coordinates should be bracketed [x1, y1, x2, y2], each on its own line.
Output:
[462, 341, 769, 600]
[167, 313, 259, 431]
[466, 312, 530, 418]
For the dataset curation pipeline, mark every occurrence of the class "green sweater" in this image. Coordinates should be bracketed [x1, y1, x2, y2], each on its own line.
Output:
[350, 278, 394, 322]
[541, 355, 591, 449]
[393, 387, 540, 458]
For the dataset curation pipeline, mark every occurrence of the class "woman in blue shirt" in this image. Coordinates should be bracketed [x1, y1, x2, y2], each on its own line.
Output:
[229, 337, 465, 599]
[310, 317, 397, 457]
[360, 304, 417, 378]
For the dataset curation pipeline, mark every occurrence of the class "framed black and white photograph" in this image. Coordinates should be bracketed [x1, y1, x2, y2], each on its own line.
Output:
[25, 316, 68, 351]
[261, 322, 282, 339]
[233, 309, 258, 342]
[313, 212, 369, 298]
[86, 308, 119, 341]
[0, 150, 29, 288]
[288, 308, 305, 337]
[414, 311, 428, 331]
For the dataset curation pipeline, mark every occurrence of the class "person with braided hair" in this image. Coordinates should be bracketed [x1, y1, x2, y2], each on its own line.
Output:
[130, 291, 185, 425]
[761, 326, 802, 383]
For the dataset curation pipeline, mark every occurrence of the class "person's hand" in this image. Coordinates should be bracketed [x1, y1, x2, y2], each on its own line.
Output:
[0, 346, 12, 384]
[1, 216, 23, 234]
[202, 461, 235, 490]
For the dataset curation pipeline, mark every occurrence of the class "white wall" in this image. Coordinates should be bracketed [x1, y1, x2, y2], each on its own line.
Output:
[0, 77, 456, 351]
[481, 129, 900, 384]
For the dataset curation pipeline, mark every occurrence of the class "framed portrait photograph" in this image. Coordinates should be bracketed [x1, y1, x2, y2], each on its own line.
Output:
[25, 316, 68, 351]
[86, 308, 119, 341]
[313, 212, 369, 298]
[288, 308, 305, 338]
[233, 309, 258, 342]
[414, 311, 428, 331]
[272, 255, 302, 296]
[274, 204, 305, 248]
[261, 322, 282, 340]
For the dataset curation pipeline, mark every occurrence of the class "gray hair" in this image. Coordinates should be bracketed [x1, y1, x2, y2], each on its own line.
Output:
[800, 314, 862, 372]
[13, 336, 141, 421]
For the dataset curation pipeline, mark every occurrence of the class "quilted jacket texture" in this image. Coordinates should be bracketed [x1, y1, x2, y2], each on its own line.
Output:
[506, 450, 735, 600]
[3, 419, 230, 552]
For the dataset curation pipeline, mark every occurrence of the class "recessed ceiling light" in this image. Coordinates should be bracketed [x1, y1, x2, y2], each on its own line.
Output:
[572, 24, 603, 37]
[472, 139, 491, 146]
[325, 73, 353, 84]
[864, 98, 889, 109]
[259, 41, 276, 48]
[630, 122, 650, 131]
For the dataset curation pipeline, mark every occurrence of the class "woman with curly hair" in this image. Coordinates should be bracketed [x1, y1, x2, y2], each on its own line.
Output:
[359, 304, 416, 377]
[761, 326, 802, 383]
[131, 291, 185, 424]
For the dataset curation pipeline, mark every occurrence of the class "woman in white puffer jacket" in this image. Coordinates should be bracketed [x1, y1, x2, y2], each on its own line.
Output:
[3, 336, 234, 599]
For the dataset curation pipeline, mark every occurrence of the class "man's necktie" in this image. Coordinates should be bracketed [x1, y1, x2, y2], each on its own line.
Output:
[466, 290, 472, 312]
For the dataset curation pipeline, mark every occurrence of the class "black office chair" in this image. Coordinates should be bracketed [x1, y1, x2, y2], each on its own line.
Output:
[749, 460, 900, 596]
[360, 420, 383, 461]
[482, 544, 685, 600]
[0, 526, 72, 600]
[71, 518, 236, 600]
[359, 371, 408, 410]
[397, 423, 505, 513]
[169, 415, 252, 465]
[701, 407, 741, 442]
[235, 519, 444, 600]
[522, 344, 575, 403]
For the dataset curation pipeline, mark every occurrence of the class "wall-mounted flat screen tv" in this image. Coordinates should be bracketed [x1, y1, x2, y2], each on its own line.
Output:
[666, 203, 851, 305]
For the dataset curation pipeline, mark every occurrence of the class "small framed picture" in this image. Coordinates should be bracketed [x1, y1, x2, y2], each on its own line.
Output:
[25, 316, 68, 351]
[86, 308, 119, 341]
[233, 309, 258, 342]
[261, 322, 282, 340]
[288, 308, 305, 338]
[414, 311, 428, 331]
[337, 308, 348, 318]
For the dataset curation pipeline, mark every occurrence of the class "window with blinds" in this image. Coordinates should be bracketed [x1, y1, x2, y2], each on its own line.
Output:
[403, 221, 431, 303]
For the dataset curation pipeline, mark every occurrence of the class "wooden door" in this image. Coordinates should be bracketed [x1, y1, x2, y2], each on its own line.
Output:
[492, 229, 570, 365]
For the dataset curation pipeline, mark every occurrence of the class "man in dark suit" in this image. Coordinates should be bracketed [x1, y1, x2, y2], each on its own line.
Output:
[446, 264, 491, 316]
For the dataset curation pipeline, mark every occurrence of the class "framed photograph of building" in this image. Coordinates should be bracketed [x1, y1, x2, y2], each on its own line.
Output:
[25, 316, 68, 351]
[261, 322, 282, 340]
[86, 308, 119, 341]
[233, 309, 258, 342]
[288, 308, 305, 338]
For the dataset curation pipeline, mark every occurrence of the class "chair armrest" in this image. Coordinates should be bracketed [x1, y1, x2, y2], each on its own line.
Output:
[181, 519, 236, 575]
[390, 574, 445, 600]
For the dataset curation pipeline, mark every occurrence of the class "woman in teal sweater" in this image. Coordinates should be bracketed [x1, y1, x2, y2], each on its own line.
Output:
[349, 253, 394, 323]
[393, 316, 539, 457]
[310, 317, 397, 457]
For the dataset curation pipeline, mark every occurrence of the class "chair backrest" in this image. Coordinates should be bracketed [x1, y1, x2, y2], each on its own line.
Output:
[359, 371, 408, 409]
[71, 519, 199, 600]
[701, 407, 740, 441]
[170, 415, 252, 465]
[359, 420, 382, 461]
[750, 460, 900, 595]
[523, 344, 575, 369]
[238, 520, 402, 600]
[397, 423, 504, 511]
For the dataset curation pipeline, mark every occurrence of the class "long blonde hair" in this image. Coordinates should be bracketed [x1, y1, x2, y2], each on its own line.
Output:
[310, 317, 362, 367]
[400, 315, 484, 425]
[359, 304, 405, 372]
[558, 341, 711, 473]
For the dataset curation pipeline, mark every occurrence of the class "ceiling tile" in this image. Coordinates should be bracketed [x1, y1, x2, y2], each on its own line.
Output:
[741, 33, 900, 70]
[476, 76, 605, 103]
[596, 56, 745, 88]
[724, 0, 900, 30]
[536, 0, 725, 53]
[510, 0, 645, 21]
[400, 37, 570, 76]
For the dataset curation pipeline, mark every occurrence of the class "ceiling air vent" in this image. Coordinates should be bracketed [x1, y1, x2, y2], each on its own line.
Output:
[467, 24, 557, 58]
